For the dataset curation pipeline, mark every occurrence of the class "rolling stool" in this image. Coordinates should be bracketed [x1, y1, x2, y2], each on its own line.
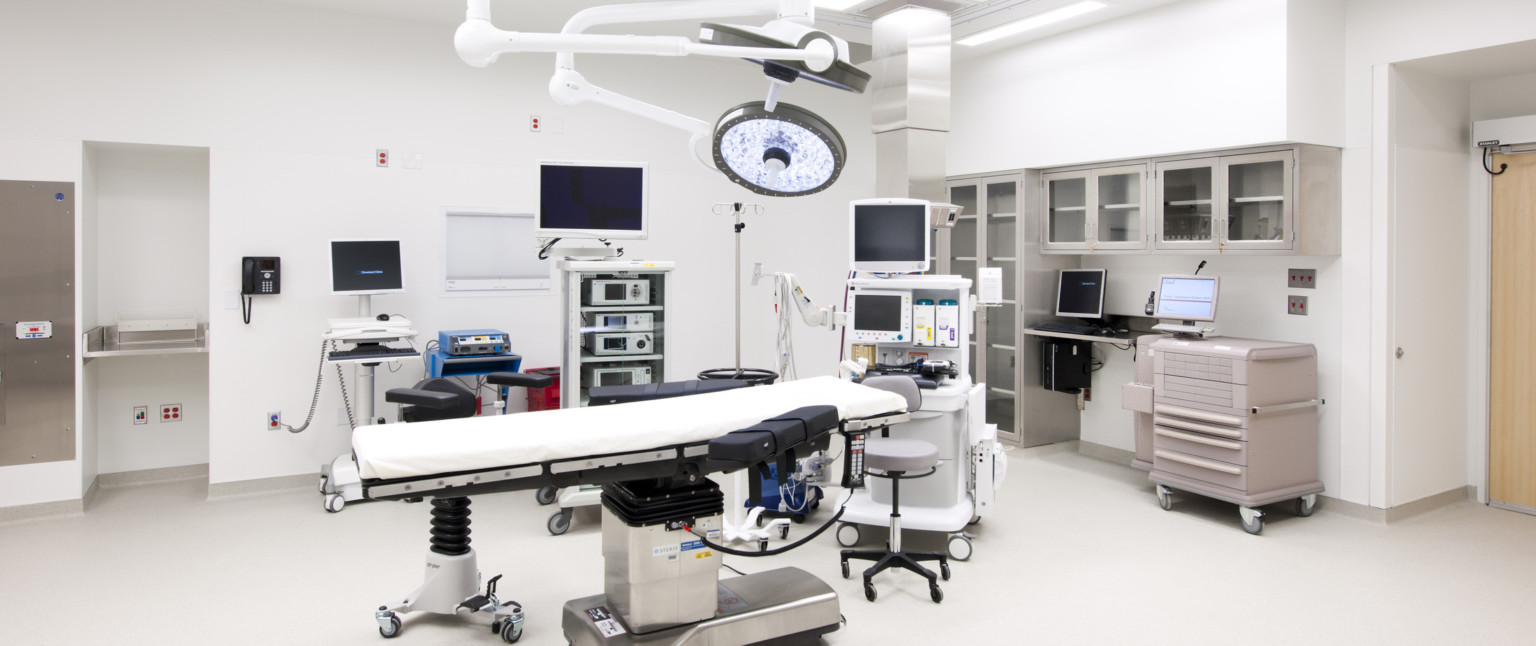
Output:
[840, 376, 948, 604]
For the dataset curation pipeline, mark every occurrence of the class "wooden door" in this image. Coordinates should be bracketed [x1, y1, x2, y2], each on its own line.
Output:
[1491, 153, 1536, 510]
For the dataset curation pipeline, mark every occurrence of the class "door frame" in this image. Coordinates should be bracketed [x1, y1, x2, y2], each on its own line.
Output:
[1471, 114, 1536, 507]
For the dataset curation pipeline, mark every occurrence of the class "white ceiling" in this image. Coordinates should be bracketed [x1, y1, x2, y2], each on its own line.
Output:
[255, 0, 1183, 57]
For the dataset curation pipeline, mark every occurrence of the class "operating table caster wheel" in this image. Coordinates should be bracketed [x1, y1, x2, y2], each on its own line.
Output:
[376, 611, 401, 638]
[535, 486, 557, 506]
[325, 493, 345, 513]
[548, 509, 572, 535]
[929, 583, 944, 603]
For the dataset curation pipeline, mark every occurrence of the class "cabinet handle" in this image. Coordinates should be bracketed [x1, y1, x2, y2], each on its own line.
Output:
[1154, 450, 1243, 475]
[1154, 427, 1242, 450]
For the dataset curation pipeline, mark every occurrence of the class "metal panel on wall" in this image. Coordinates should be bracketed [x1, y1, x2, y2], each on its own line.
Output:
[0, 180, 76, 466]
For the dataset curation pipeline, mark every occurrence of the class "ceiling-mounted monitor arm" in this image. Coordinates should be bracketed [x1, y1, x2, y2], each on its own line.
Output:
[455, 0, 831, 171]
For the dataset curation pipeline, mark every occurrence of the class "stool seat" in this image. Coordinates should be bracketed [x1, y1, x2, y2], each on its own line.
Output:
[864, 438, 939, 473]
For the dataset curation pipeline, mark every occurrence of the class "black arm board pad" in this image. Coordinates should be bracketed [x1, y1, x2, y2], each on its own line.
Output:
[486, 372, 554, 389]
[707, 405, 838, 468]
[588, 378, 750, 407]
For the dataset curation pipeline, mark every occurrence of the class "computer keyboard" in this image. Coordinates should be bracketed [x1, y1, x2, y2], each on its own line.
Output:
[328, 345, 419, 360]
[1033, 322, 1103, 336]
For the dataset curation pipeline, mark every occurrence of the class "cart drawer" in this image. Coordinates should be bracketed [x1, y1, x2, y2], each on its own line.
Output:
[1152, 412, 1247, 441]
[1153, 448, 1246, 491]
[1153, 426, 1247, 466]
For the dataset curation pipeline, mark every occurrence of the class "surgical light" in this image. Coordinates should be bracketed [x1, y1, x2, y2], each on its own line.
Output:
[956, 1, 1107, 47]
[713, 102, 846, 197]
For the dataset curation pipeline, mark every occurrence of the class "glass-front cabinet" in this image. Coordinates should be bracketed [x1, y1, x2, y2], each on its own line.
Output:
[1221, 151, 1293, 251]
[1156, 150, 1294, 251]
[1043, 165, 1147, 252]
[1154, 158, 1218, 249]
[942, 174, 1020, 444]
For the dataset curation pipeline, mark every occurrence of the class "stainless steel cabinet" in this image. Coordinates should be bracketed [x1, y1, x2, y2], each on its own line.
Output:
[1043, 165, 1148, 252]
[1156, 150, 1296, 251]
[944, 174, 1020, 444]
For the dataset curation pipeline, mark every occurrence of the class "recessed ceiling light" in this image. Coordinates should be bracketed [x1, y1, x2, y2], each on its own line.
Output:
[956, 1, 1108, 47]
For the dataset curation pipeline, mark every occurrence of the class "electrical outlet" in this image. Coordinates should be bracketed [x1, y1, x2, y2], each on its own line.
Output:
[160, 403, 183, 422]
[133, 405, 148, 425]
[1288, 268, 1316, 289]
[267, 411, 281, 431]
[530, 115, 541, 132]
[376, 149, 389, 167]
[1288, 295, 1308, 315]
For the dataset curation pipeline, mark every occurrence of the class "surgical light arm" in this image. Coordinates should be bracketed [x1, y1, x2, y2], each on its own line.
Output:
[455, 0, 840, 169]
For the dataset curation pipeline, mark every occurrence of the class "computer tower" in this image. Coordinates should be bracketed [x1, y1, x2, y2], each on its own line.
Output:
[1041, 339, 1091, 393]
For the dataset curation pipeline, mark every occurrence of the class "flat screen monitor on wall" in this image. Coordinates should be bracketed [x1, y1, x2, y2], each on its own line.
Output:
[850, 198, 930, 273]
[1153, 274, 1219, 322]
[330, 239, 404, 295]
[1056, 269, 1107, 319]
[536, 161, 648, 240]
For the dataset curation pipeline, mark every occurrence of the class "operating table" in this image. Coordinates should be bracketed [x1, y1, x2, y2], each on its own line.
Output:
[352, 376, 908, 644]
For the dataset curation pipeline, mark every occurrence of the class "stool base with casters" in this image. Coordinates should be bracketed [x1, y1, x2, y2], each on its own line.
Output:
[838, 442, 948, 604]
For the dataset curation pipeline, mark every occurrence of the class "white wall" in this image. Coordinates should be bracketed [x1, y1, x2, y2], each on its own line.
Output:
[0, 137, 84, 507]
[0, 0, 874, 492]
[949, 0, 1292, 175]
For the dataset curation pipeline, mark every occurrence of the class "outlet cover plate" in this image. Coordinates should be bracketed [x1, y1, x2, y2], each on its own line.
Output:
[160, 403, 183, 422]
[133, 405, 149, 425]
[1288, 295, 1308, 315]
[1288, 268, 1316, 289]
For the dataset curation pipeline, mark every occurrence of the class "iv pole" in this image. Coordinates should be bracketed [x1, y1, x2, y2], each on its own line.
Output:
[699, 202, 778, 384]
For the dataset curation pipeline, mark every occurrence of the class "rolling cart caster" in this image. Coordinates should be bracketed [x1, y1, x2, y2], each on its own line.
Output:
[1239, 506, 1265, 535]
[1296, 494, 1317, 517]
[1156, 484, 1173, 511]
[376, 610, 401, 639]
[325, 493, 345, 513]
[758, 538, 769, 552]
[836, 522, 860, 547]
[946, 534, 972, 561]
[535, 486, 557, 506]
[863, 581, 877, 602]
[548, 508, 572, 535]
[778, 524, 790, 540]
[495, 618, 522, 643]
[841, 560, 850, 579]
[940, 561, 951, 581]
[929, 583, 944, 603]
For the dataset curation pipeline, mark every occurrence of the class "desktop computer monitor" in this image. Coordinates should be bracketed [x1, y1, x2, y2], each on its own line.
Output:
[536, 161, 648, 241]
[1153, 274, 1219, 322]
[330, 239, 404, 295]
[850, 198, 930, 273]
[1056, 269, 1106, 319]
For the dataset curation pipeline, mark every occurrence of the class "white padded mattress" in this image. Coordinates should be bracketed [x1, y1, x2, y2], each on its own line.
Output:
[353, 376, 907, 480]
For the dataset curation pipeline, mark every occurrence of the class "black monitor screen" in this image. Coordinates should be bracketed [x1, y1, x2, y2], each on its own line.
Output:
[854, 294, 904, 332]
[331, 240, 403, 293]
[853, 204, 927, 263]
[539, 165, 644, 232]
[1057, 269, 1106, 318]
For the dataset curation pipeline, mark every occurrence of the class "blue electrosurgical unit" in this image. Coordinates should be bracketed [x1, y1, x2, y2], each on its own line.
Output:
[439, 329, 510, 356]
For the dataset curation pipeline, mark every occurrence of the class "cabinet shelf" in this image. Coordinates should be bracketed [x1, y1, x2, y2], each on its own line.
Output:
[1165, 199, 1212, 207]
[580, 305, 663, 313]
[1231, 195, 1284, 204]
[1100, 203, 1141, 210]
[1049, 206, 1087, 212]
[580, 351, 661, 363]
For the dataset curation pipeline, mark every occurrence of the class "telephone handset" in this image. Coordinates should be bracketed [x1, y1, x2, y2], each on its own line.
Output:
[240, 256, 281, 324]
[242, 256, 281, 295]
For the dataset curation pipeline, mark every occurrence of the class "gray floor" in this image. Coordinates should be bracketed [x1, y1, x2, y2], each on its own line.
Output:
[3, 444, 1535, 645]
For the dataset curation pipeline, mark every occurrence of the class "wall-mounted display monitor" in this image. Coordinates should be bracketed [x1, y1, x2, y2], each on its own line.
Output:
[536, 161, 647, 241]
[850, 198, 930, 273]
[1056, 268, 1107, 319]
[330, 239, 404, 295]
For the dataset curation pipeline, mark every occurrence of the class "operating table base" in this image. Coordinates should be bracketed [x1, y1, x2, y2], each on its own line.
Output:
[561, 567, 840, 646]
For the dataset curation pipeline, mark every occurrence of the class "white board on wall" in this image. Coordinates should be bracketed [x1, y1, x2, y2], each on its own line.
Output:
[443, 208, 552, 295]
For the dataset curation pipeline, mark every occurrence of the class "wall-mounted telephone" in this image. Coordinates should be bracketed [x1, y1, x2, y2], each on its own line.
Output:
[241, 256, 281, 324]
